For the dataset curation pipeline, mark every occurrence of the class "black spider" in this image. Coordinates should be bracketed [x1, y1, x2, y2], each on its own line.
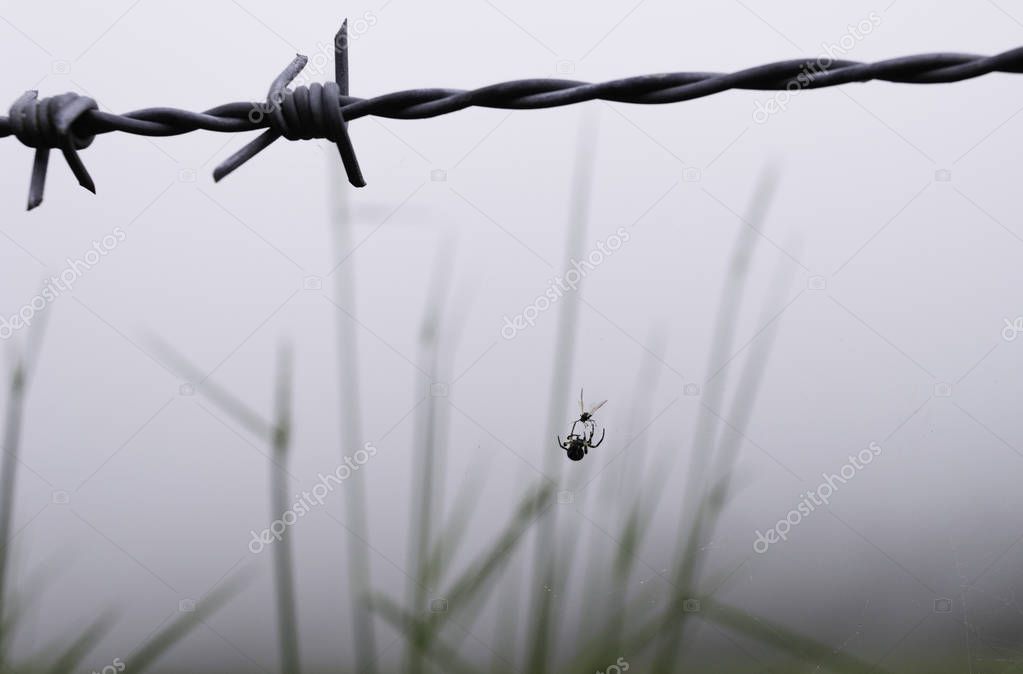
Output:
[557, 389, 607, 461]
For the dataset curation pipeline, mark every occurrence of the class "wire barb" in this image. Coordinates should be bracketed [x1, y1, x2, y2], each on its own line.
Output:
[2, 20, 1023, 210]
[214, 20, 365, 187]
[8, 90, 98, 210]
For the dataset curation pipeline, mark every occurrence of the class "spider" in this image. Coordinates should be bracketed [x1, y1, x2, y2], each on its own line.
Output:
[557, 389, 607, 461]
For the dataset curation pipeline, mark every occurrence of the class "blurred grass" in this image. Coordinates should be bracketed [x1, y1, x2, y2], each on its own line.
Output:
[526, 107, 600, 674]
[0, 152, 967, 674]
[404, 240, 456, 674]
[329, 159, 378, 674]
[270, 344, 301, 674]
[651, 165, 780, 671]
[148, 339, 298, 673]
[0, 321, 248, 673]
[0, 313, 49, 667]
[121, 576, 248, 674]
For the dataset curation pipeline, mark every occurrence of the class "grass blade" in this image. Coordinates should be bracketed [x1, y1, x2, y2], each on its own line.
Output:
[405, 243, 455, 674]
[0, 358, 27, 661]
[390, 479, 554, 659]
[271, 344, 301, 674]
[328, 157, 378, 674]
[526, 106, 600, 674]
[147, 338, 271, 440]
[124, 575, 246, 673]
[371, 595, 481, 674]
[425, 457, 491, 589]
[0, 311, 47, 664]
[45, 612, 116, 674]
[701, 598, 892, 674]
[652, 165, 779, 672]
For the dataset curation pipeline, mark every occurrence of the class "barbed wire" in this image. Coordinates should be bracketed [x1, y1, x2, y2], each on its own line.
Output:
[3, 18, 1022, 210]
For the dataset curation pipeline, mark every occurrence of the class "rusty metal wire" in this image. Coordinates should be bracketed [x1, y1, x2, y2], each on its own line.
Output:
[3, 18, 1022, 210]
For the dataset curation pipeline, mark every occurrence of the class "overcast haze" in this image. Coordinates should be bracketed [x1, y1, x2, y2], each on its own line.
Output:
[0, 0, 1021, 671]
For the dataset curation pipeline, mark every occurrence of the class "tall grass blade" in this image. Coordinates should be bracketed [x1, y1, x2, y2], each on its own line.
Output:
[439, 480, 554, 622]
[489, 498, 526, 672]
[0, 313, 48, 664]
[147, 338, 270, 439]
[579, 327, 666, 645]
[676, 165, 779, 523]
[660, 238, 794, 673]
[526, 106, 600, 674]
[147, 340, 300, 672]
[45, 612, 116, 674]
[367, 481, 551, 671]
[400, 481, 554, 646]
[652, 166, 779, 672]
[425, 457, 490, 589]
[0, 358, 27, 664]
[124, 575, 246, 673]
[328, 157, 378, 674]
[405, 243, 455, 674]
[701, 598, 891, 674]
[271, 344, 301, 674]
[371, 595, 482, 674]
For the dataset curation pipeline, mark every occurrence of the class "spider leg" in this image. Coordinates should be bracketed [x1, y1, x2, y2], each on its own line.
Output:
[589, 428, 605, 448]
[557, 436, 569, 450]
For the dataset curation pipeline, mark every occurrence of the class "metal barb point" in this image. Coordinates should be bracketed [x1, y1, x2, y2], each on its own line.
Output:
[336, 20, 350, 95]
[213, 18, 366, 188]
[333, 19, 366, 188]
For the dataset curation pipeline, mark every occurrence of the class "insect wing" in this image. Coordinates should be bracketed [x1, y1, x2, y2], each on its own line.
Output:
[589, 399, 607, 415]
[579, 388, 585, 415]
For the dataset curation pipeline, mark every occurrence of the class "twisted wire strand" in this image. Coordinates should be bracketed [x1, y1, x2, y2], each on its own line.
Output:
[3, 18, 1022, 209]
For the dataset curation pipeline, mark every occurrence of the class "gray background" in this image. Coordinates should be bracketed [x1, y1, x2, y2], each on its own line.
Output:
[0, 0, 1021, 670]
